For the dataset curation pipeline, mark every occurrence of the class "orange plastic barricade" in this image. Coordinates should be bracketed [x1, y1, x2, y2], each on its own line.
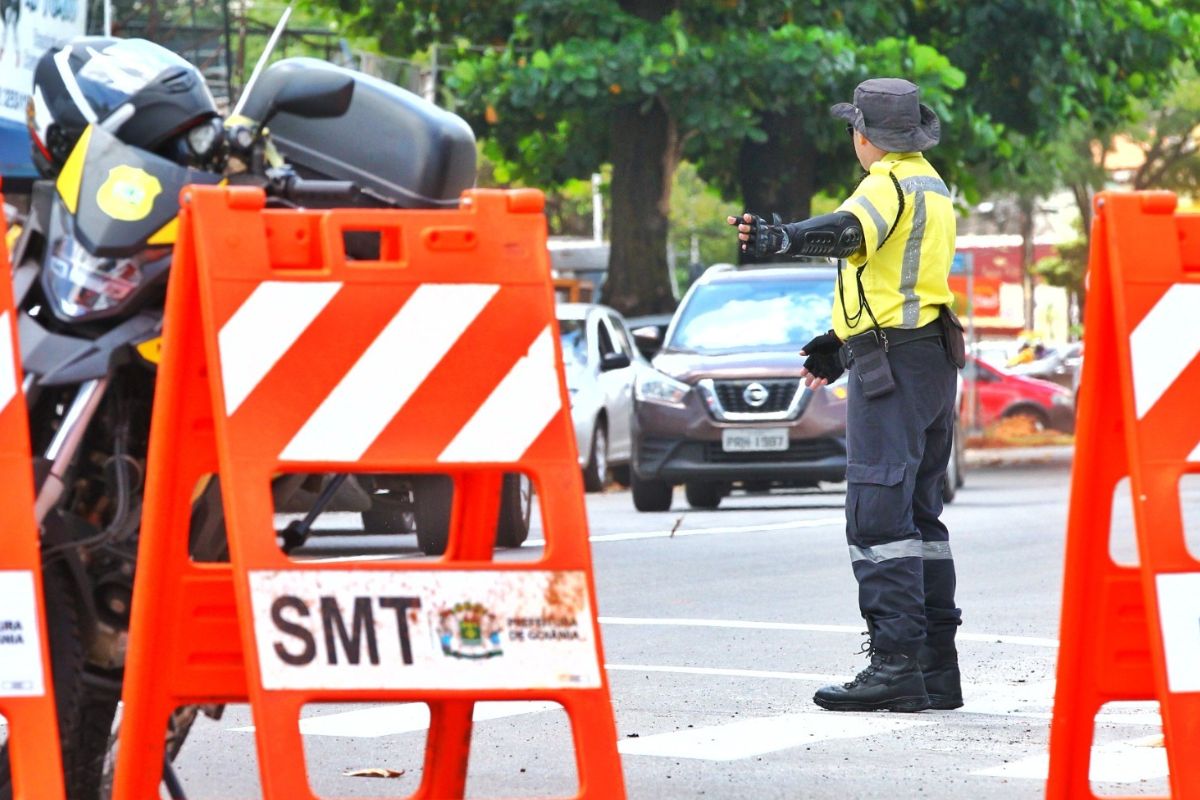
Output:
[1048, 191, 1200, 799]
[111, 185, 625, 799]
[0, 185, 66, 800]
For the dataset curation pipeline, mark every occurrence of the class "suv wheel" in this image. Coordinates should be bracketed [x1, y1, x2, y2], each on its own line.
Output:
[685, 481, 722, 509]
[413, 475, 454, 555]
[583, 422, 608, 492]
[495, 473, 532, 548]
[632, 473, 672, 511]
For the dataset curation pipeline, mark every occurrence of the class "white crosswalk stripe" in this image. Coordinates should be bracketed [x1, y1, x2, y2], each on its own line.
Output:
[617, 712, 932, 761]
[972, 736, 1168, 783]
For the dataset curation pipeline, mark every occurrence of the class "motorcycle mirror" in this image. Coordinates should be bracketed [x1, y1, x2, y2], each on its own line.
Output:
[263, 73, 355, 126]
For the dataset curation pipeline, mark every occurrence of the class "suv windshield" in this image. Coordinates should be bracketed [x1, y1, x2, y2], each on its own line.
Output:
[667, 275, 836, 354]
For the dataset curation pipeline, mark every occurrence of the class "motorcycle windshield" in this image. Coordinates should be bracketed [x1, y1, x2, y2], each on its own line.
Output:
[55, 125, 221, 258]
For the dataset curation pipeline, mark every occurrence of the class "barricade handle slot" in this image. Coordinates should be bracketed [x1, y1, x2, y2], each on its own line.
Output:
[319, 210, 407, 269]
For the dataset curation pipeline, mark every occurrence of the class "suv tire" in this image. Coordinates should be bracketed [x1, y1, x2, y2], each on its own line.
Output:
[685, 481, 722, 509]
[495, 473, 532, 548]
[632, 473, 672, 511]
[413, 475, 454, 555]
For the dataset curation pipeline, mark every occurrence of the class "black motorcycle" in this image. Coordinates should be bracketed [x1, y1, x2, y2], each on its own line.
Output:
[1, 36, 528, 799]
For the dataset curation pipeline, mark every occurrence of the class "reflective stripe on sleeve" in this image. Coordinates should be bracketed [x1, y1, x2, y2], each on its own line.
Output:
[850, 195, 888, 247]
[899, 176, 950, 198]
[899, 191, 926, 327]
[849, 539, 923, 563]
[923, 541, 953, 560]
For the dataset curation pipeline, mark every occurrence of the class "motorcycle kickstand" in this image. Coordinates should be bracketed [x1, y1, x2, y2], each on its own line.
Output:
[163, 753, 188, 799]
[279, 473, 350, 554]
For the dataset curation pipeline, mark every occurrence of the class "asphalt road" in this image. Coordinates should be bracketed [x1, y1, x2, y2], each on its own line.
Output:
[165, 453, 1186, 799]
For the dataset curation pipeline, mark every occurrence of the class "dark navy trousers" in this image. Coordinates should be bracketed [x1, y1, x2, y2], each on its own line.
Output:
[844, 334, 961, 656]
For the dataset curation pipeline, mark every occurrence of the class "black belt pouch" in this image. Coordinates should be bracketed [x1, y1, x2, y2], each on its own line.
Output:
[845, 330, 896, 399]
[938, 305, 967, 369]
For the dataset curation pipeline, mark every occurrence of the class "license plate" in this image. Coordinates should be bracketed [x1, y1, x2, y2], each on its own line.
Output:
[721, 428, 789, 452]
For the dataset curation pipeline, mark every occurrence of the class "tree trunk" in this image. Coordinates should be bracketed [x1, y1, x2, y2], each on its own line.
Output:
[603, 99, 678, 315]
[738, 112, 818, 265]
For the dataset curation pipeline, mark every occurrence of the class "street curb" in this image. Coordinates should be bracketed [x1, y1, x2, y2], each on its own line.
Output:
[965, 444, 1075, 468]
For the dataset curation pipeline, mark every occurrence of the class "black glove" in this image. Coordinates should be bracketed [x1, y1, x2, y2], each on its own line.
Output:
[732, 212, 784, 259]
[800, 330, 845, 382]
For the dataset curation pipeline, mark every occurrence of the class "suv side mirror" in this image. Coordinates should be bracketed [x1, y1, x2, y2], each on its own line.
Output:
[600, 351, 631, 372]
[264, 73, 355, 125]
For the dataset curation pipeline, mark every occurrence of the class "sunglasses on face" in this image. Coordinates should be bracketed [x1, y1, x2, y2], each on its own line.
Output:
[846, 124, 856, 138]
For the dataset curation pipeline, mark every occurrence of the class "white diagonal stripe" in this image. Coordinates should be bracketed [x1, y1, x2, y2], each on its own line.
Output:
[438, 326, 561, 463]
[281, 284, 499, 462]
[1189, 439, 1200, 463]
[219, 281, 342, 415]
[617, 712, 931, 761]
[0, 312, 17, 412]
[1130, 283, 1200, 419]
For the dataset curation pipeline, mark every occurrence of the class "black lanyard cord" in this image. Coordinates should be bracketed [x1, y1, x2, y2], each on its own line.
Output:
[838, 170, 906, 332]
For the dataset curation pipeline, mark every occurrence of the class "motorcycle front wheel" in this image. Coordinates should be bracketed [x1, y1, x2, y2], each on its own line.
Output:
[0, 563, 117, 800]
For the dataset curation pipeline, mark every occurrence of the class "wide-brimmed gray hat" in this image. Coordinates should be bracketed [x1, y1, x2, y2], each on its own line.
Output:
[831, 78, 940, 152]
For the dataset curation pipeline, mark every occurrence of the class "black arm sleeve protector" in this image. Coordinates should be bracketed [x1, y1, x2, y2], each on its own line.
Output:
[779, 211, 864, 258]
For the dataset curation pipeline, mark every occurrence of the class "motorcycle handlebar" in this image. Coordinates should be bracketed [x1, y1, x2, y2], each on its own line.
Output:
[277, 177, 360, 205]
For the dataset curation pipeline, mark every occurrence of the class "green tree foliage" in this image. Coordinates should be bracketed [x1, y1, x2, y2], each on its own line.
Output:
[1129, 61, 1200, 193]
[314, 0, 1199, 316]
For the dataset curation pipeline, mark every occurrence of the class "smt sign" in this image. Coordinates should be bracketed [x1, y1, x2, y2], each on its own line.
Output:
[249, 570, 602, 691]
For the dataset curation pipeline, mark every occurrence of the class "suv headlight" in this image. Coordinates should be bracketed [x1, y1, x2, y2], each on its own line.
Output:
[635, 371, 691, 409]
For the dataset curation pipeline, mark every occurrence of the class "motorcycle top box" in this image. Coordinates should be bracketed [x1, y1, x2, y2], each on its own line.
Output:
[239, 58, 478, 209]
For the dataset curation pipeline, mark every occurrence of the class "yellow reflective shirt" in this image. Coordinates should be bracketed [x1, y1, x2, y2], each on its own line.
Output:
[832, 151, 955, 341]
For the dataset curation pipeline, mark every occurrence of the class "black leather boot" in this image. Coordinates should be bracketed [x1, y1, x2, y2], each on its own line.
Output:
[918, 643, 963, 710]
[813, 652, 931, 712]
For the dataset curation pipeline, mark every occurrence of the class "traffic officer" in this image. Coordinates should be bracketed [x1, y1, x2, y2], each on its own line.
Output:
[728, 78, 965, 713]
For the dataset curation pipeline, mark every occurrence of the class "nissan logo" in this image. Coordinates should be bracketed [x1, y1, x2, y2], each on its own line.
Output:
[743, 383, 769, 407]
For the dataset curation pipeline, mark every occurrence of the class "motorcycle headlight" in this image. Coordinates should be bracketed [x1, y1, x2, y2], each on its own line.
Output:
[44, 232, 146, 320]
[635, 371, 691, 409]
[187, 118, 222, 159]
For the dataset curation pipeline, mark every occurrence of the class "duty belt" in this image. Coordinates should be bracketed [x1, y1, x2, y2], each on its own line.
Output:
[844, 318, 942, 354]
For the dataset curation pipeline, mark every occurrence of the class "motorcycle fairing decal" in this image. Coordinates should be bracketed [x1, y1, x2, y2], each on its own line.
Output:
[96, 165, 163, 223]
[136, 337, 164, 365]
[69, 127, 220, 257]
[56, 124, 93, 215]
[146, 216, 179, 245]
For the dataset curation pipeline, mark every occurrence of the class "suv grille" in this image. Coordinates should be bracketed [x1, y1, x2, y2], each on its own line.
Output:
[713, 379, 800, 415]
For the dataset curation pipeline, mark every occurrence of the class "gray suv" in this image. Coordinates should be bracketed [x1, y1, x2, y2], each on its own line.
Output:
[630, 264, 848, 511]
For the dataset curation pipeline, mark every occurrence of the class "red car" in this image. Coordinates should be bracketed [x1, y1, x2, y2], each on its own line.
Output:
[962, 355, 1075, 433]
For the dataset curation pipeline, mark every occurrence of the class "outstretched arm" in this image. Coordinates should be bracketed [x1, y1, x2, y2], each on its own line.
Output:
[728, 211, 864, 260]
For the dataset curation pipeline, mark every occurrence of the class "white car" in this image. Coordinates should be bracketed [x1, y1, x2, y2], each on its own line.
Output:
[556, 303, 644, 491]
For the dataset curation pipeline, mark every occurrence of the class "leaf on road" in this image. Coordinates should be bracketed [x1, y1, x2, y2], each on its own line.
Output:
[343, 767, 406, 778]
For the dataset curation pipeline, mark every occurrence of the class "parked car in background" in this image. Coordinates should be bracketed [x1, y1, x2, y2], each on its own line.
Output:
[630, 263, 851, 511]
[556, 303, 644, 490]
[963, 355, 1075, 432]
[944, 372, 966, 503]
[1006, 341, 1083, 393]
